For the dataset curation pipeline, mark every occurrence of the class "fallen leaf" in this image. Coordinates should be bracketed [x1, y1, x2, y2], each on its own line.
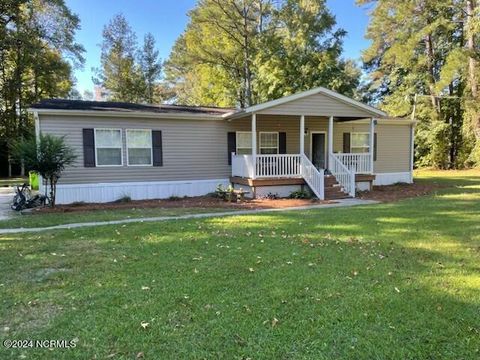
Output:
[136, 352, 144, 358]
[140, 321, 149, 329]
[249, 268, 255, 272]
[394, 287, 400, 293]
[271, 317, 279, 327]
[141, 286, 150, 291]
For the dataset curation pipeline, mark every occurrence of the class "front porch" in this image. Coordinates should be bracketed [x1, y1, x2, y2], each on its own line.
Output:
[229, 114, 377, 200]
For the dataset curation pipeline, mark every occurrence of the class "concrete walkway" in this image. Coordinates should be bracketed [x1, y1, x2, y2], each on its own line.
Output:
[0, 187, 14, 221]
[0, 198, 378, 235]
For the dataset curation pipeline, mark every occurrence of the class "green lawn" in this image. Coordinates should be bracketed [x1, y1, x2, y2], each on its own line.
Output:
[0, 207, 233, 229]
[0, 170, 479, 359]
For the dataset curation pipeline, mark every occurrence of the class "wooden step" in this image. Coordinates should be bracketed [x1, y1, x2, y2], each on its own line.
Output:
[324, 175, 350, 200]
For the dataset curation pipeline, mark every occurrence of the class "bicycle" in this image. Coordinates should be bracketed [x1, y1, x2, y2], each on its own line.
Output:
[11, 183, 49, 211]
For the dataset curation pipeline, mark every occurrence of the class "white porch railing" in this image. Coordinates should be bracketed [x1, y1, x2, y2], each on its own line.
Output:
[232, 154, 302, 178]
[300, 154, 324, 199]
[329, 153, 355, 197]
[231, 154, 324, 199]
[232, 154, 255, 178]
[332, 153, 372, 174]
[256, 154, 302, 178]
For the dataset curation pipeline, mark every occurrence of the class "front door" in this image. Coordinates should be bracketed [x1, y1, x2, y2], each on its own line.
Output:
[311, 133, 326, 169]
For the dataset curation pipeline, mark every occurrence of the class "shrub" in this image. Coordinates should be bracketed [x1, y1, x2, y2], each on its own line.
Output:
[215, 184, 238, 202]
[114, 195, 132, 203]
[168, 195, 181, 201]
[264, 192, 279, 200]
[289, 189, 312, 199]
[12, 134, 77, 207]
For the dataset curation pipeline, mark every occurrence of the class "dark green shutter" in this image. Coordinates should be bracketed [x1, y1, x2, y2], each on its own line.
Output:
[83, 129, 95, 167]
[152, 130, 163, 166]
[279, 132, 287, 154]
[227, 132, 236, 165]
[343, 133, 350, 153]
[374, 133, 378, 161]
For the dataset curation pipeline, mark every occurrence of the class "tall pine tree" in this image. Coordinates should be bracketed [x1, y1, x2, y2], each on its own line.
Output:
[138, 33, 163, 104]
[358, 0, 479, 168]
[94, 14, 144, 103]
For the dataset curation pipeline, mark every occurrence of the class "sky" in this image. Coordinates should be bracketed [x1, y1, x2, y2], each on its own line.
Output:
[66, 0, 373, 94]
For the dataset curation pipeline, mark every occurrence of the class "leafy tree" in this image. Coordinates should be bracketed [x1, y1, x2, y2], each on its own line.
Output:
[12, 134, 77, 207]
[166, 0, 268, 107]
[358, 0, 479, 168]
[0, 0, 84, 176]
[255, 0, 360, 101]
[165, 0, 359, 108]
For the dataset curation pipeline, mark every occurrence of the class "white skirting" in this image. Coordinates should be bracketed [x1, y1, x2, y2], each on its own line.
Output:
[373, 172, 413, 186]
[54, 179, 230, 204]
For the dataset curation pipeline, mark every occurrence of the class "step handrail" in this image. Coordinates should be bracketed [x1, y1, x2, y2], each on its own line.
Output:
[328, 152, 355, 197]
[300, 154, 325, 200]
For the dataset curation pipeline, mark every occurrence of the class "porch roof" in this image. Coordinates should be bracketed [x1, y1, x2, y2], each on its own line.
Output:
[224, 86, 388, 120]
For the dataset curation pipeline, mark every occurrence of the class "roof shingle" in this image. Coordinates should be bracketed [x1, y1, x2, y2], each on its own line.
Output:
[30, 99, 235, 115]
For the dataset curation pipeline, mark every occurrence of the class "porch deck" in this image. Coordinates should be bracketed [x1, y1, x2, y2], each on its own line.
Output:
[231, 153, 376, 199]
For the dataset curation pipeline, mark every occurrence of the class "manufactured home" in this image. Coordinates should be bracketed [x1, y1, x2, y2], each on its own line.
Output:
[30, 87, 415, 204]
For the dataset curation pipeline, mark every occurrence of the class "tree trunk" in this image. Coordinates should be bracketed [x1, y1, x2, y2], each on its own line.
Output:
[424, 34, 439, 113]
[49, 176, 56, 207]
[466, 0, 480, 142]
[466, 0, 478, 99]
[242, 2, 253, 107]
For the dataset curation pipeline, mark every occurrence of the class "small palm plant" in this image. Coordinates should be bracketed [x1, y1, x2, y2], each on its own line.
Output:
[12, 134, 77, 207]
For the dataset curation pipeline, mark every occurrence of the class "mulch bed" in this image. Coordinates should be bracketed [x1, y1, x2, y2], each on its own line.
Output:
[31, 196, 333, 214]
[357, 182, 446, 202]
[26, 182, 444, 215]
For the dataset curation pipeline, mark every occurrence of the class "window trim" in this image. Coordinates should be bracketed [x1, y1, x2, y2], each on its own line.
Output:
[236, 131, 253, 155]
[350, 132, 370, 153]
[94, 128, 124, 167]
[259, 131, 279, 155]
[126, 128, 153, 166]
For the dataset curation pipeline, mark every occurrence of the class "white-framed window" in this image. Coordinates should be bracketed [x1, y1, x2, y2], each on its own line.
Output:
[350, 132, 370, 153]
[259, 132, 279, 154]
[94, 128, 123, 166]
[126, 129, 153, 166]
[236, 131, 252, 155]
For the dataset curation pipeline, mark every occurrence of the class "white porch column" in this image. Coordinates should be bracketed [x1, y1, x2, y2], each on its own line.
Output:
[251, 113, 257, 179]
[369, 118, 376, 173]
[328, 116, 334, 155]
[300, 115, 305, 155]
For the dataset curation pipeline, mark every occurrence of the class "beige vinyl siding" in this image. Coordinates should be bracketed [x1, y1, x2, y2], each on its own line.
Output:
[39, 112, 411, 186]
[39, 115, 232, 184]
[257, 93, 374, 117]
[332, 122, 411, 173]
[374, 124, 411, 173]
